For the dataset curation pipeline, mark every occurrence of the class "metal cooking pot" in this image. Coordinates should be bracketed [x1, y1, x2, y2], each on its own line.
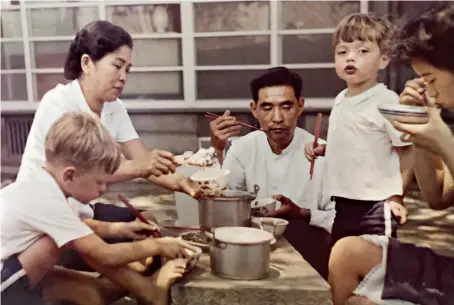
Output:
[210, 226, 273, 280]
[198, 185, 259, 232]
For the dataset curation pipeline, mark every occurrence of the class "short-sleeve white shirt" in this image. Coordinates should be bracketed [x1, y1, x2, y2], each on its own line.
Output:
[222, 128, 335, 232]
[17, 80, 139, 218]
[1, 167, 93, 284]
[324, 83, 411, 201]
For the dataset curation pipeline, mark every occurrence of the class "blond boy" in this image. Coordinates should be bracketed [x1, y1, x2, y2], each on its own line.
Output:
[1, 112, 196, 305]
[304, 14, 414, 246]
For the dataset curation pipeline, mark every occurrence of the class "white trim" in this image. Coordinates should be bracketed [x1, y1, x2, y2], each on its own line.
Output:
[29, 36, 75, 41]
[29, 67, 184, 73]
[0, 98, 335, 113]
[130, 33, 182, 39]
[360, 0, 369, 13]
[0, 38, 23, 43]
[99, 0, 106, 20]
[194, 31, 271, 38]
[195, 65, 270, 71]
[180, 1, 196, 106]
[23, 2, 98, 9]
[283, 63, 336, 69]
[384, 201, 392, 237]
[0, 269, 27, 292]
[103, 0, 182, 6]
[0, 70, 27, 74]
[278, 28, 336, 35]
[20, 0, 34, 103]
[270, 0, 279, 66]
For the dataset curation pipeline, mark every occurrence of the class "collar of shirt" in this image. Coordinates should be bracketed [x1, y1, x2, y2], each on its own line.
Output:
[334, 83, 386, 107]
[68, 80, 115, 117]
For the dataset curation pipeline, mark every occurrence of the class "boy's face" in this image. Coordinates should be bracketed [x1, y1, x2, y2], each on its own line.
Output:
[250, 85, 304, 144]
[61, 167, 109, 204]
[334, 39, 389, 86]
[411, 58, 454, 110]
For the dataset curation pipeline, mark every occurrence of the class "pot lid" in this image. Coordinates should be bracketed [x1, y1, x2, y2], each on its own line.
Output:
[219, 189, 255, 200]
[214, 227, 273, 244]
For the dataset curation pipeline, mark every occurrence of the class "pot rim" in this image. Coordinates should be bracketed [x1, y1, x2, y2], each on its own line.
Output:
[213, 227, 273, 245]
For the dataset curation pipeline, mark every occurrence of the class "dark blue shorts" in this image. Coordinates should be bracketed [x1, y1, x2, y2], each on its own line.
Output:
[59, 202, 136, 271]
[1, 255, 45, 305]
[330, 197, 399, 247]
[383, 238, 454, 305]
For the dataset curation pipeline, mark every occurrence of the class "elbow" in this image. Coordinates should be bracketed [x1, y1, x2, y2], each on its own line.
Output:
[427, 200, 450, 211]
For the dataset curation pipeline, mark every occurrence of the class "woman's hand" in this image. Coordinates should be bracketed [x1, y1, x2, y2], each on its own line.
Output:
[393, 78, 453, 156]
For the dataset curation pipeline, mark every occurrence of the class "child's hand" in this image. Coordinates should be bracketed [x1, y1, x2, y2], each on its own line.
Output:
[157, 237, 197, 259]
[155, 258, 188, 288]
[387, 199, 408, 224]
[304, 142, 326, 162]
[111, 220, 160, 239]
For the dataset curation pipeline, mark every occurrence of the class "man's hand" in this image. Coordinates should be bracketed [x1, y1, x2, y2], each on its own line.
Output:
[263, 194, 311, 222]
[156, 237, 198, 259]
[133, 149, 177, 178]
[387, 196, 408, 224]
[210, 110, 242, 153]
[110, 220, 160, 239]
[304, 142, 326, 162]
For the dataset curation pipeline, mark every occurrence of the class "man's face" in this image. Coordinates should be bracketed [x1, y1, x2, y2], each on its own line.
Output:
[250, 85, 304, 143]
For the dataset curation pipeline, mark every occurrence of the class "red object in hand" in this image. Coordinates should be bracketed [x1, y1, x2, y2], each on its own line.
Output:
[309, 113, 323, 180]
[118, 193, 162, 238]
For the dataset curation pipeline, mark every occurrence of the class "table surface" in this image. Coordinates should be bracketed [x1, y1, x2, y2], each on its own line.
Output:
[170, 238, 333, 305]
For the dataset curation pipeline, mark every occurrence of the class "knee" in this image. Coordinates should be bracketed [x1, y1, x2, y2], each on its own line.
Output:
[329, 236, 382, 278]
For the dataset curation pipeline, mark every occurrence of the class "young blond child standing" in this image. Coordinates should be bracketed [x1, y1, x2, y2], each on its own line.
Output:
[1, 112, 197, 305]
[304, 14, 414, 247]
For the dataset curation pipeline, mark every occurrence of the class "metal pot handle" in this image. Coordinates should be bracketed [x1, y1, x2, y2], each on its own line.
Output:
[252, 184, 260, 197]
[212, 228, 227, 249]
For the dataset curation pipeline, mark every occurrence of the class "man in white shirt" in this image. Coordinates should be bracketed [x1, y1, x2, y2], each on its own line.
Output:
[210, 67, 335, 278]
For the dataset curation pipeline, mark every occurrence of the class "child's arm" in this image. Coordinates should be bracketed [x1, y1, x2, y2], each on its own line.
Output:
[82, 219, 159, 239]
[396, 145, 415, 196]
[71, 235, 195, 268]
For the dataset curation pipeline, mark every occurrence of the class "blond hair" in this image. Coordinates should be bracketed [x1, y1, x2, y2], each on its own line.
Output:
[333, 13, 392, 53]
[45, 112, 122, 174]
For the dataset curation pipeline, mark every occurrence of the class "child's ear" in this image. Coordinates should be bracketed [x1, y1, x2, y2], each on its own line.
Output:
[62, 167, 76, 182]
[379, 54, 390, 70]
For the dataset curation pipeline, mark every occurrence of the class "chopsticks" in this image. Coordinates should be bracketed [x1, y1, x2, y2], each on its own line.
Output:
[118, 193, 162, 238]
[309, 113, 323, 180]
[205, 112, 260, 130]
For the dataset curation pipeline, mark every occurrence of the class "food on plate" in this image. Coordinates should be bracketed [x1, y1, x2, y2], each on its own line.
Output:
[181, 232, 207, 245]
[174, 147, 217, 167]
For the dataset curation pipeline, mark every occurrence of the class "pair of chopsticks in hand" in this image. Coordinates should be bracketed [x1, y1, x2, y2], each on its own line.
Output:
[309, 113, 323, 180]
[205, 112, 260, 130]
[118, 193, 162, 238]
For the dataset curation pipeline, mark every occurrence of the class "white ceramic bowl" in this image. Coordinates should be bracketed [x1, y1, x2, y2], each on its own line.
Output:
[251, 198, 277, 216]
[190, 168, 230, 196]
[252, 217, 289, 239]
[377, 104, 429, 124]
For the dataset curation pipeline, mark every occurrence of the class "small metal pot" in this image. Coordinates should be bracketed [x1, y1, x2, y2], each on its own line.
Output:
[198, 186, 259, 232]
[210, 227, 273, 280]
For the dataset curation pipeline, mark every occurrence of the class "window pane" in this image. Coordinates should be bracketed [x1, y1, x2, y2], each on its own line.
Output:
[1, 10, 22, 37]
[133, 39, 181, 67]
[194, 1, 270, 32]
[294, 69, 345, 97]
[196, 36, 270, 66]
[1, 74, 27, 100]
[1, 42, 25, 69]
[32, 41, 70, 68]
[34, 73, 68, 100]
[123, 72, 183, 99]
[197, 70, 260, 99]
[280, 1, 360, 29]
[107, 4, 181, 34]
[282, 34, 333, 64]
[28, 7, 98, 37]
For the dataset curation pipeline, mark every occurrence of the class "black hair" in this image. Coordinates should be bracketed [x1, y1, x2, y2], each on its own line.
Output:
[249, 66, 303, 102]
[390, 4, 454, 73]
[64, 20, 133, 80]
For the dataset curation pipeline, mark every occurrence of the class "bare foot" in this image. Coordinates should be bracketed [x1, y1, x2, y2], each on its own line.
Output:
[136, 258, 187, 305]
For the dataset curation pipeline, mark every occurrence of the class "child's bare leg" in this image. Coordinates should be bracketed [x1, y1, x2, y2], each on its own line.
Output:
[328, 237, 382, 305]
[345, 295, 378, 305]
[18, 235, 63, 287]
